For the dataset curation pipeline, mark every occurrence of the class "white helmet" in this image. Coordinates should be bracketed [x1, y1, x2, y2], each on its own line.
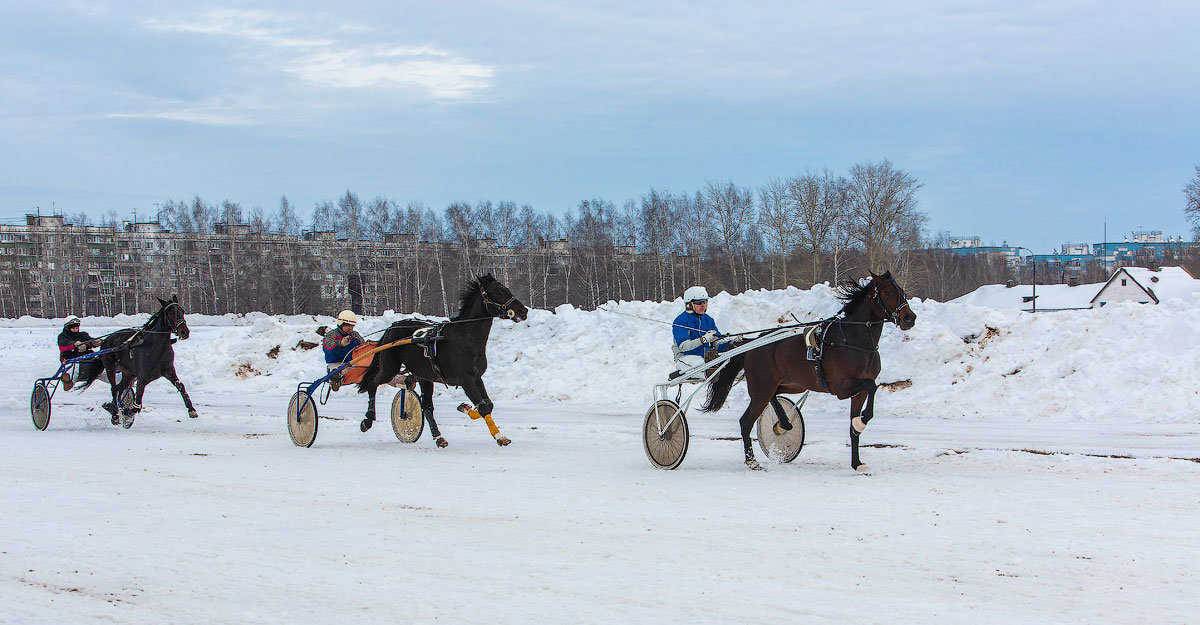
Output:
[683, 286, 709, 303]
[63, 315, 81, 329]
[336, 310, 357, 325]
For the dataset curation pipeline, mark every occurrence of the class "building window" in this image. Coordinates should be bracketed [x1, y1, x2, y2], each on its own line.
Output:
[1120, 279, 1126, 286]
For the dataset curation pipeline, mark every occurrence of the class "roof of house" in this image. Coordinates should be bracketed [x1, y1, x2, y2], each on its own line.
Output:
[1091, 266, 1200, 304]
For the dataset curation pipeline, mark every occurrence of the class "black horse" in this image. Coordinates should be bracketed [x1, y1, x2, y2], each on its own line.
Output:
[357, 274, 529, 447]
[702, 272, 917, 471]
[76, 295, 196, 426]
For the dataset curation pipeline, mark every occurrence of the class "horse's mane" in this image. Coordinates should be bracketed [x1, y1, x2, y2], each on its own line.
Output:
[835, 272, 892, 315]
[452, 274, 496, 320]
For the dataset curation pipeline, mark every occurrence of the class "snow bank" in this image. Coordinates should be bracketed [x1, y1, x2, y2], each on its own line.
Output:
[6, 284, 1200, 424]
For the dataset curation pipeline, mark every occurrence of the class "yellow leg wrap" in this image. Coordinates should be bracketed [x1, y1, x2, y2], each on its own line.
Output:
[460, 405, 502, 437]
[482, 414, 500, 437]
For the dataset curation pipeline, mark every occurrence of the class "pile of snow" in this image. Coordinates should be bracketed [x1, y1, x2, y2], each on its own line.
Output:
[951, 282, 1101, 310]
[7, 283, 1200, 424]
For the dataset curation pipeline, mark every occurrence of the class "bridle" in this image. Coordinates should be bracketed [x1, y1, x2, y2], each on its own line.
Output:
[872, 275, 912, 326]
[480, 287, 519, 320]
[144, 301, 189, 336]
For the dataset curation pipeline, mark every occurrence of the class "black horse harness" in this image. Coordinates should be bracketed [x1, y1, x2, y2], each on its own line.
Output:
[809, 278, 908, 393]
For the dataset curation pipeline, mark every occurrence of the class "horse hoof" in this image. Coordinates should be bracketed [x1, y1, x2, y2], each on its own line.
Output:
[188, 410, 199, 419]
[772, 421, 792, 435]
[434, 437, 449, 448]
[495, 436, 511, 447]
[851, 416, 867, 434]
[360, 418, 374, 432]
[855, 465, 872, 474]
[103, 402, 117, 417]
[746, 460, 765, 471]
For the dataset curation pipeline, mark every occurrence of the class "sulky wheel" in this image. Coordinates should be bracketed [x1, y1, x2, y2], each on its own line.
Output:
[756, 395, 806, 463]
[642, 399, 689, 470]
[287, 391, 319, 448]
[390, 389, 424, 443]
[31, 381, 51, 431]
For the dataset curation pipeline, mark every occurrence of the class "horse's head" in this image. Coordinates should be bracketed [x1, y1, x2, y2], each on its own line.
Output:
[871, 272, 916, 331]
[478, 274, 529, 322]
[157, 295, 190, 340]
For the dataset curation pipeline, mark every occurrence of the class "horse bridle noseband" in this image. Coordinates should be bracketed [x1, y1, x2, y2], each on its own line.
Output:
[872, 276, 912, 326]
[480, 288, 518, 319]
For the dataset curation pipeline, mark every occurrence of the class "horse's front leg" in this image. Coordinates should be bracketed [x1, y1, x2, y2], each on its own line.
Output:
[418, 379, 447, 448]
[848, 379, 877, 473]
[162, 366, 198, 418]
[459, 378, 510, 446]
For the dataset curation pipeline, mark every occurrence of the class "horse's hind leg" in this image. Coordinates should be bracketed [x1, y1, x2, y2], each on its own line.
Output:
[162, 366, 198, 418]
[360, 381, 377, 432]
[418, 379, 447, 448]
[738, 397, 773, 471]
[102, 364, 123, 423]
[460, 378, 509, 446]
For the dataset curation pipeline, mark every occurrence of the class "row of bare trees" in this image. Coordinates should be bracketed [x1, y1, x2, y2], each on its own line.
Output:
[28, 160, 1038, 316]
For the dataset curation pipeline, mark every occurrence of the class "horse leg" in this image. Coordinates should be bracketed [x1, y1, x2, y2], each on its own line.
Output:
[848, 380, 877, 473]
[418, 379, 447, 448]
[103, 364, 122, 423]
[770, 395, 793, 435]
[360, 381, 377, 432]
[125, 376, 148, 417]
[459, 378, 509, 446]
[162, 366, 198, 418]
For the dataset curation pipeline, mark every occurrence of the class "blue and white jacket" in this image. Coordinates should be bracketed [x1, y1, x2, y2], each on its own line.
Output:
[672, 311, 726, 357]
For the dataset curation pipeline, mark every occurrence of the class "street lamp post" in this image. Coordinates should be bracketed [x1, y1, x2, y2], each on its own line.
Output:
[1016, 247, 1036, 312]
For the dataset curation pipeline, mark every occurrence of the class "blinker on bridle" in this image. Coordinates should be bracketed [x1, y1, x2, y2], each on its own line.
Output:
[480, 288, 518, 319]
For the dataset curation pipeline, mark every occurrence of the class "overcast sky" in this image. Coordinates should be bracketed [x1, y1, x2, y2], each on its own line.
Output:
[2, 1, 1197, 253]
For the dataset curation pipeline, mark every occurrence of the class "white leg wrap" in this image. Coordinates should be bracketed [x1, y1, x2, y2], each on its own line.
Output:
[851, 416, 867, 434]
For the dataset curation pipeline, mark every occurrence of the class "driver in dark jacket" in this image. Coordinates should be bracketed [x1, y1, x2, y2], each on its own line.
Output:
[57, 315, 101, 390]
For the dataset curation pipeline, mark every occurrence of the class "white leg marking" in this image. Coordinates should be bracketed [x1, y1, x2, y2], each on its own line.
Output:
[856, 465, 872, 474]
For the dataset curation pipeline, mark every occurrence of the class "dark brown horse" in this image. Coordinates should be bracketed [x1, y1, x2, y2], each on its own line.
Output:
[357, 274, 529, 447]
[702, 272, 916, 471]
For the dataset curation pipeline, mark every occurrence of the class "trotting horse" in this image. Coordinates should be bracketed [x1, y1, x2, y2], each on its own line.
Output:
[357, 274, 529, 447]
[76, 295, 197, 425]
[702, 272, 917, 471]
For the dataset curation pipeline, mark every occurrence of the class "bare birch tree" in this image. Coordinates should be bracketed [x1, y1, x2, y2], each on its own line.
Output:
[845, 159, 926, 275]
[1185, 165, 1200, 240]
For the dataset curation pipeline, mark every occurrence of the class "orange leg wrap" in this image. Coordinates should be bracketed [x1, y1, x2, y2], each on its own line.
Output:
[458, 404, 501, 437]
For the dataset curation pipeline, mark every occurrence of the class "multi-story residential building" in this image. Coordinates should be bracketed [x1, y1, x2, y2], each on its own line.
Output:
[1, 213, 578, 318]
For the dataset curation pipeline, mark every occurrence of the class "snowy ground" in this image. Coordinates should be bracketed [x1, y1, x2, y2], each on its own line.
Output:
[2, 288, 1199, 624]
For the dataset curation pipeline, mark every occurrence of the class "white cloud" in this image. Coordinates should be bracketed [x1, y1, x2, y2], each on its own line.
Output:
[142, 9, 495, 100]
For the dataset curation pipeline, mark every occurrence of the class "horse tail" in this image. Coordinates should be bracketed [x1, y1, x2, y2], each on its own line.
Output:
[74, 358, 105, 391]
[701, 352, 746, 412]
[355, 323, 407, 394]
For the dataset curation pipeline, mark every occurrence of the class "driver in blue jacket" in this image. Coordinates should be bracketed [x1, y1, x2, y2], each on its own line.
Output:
[672, 286, 731, 371]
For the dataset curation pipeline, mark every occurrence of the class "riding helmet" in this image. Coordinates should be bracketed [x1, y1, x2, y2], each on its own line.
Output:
[683, 286, 709, 303]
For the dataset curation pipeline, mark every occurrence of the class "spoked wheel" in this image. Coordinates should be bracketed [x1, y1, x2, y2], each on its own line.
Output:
[756, 395, 806, 463]
[390, 389, 424, 443]
[31, 381, 51, 431]
[642, 399, 689, 470]
[287, 391, 319, 448]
